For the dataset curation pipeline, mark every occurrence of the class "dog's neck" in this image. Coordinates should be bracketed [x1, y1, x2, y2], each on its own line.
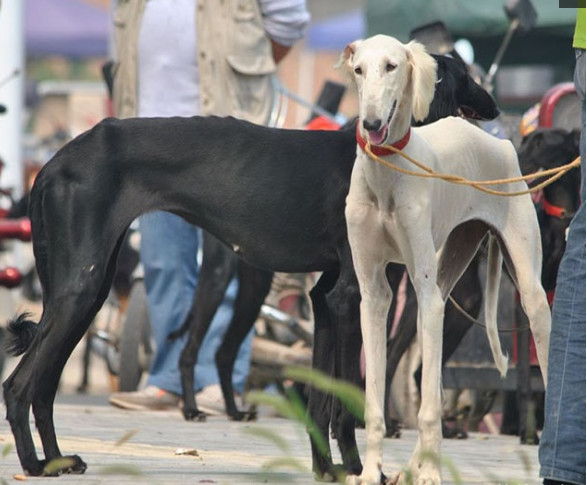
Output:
[356, 123, 411, 156]
[388, 98, 414, 144]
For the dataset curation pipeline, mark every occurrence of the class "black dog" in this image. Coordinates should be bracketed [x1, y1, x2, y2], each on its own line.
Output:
[504, 127, 581, 443]
[518, 128, 582, 293]
[3, 55, 497, 479]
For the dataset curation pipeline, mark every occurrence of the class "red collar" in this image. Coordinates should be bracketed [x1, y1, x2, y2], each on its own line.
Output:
[356, 123, 411, 156]
[541, 197, 567, 219]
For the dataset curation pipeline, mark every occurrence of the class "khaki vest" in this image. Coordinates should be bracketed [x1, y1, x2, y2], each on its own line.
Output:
[112, 0, 276, 125]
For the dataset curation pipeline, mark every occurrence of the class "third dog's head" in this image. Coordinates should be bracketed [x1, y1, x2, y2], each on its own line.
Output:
[421, 55, 500, 126]
[338, 35, 437, 146]
[518, 127, 581, 175]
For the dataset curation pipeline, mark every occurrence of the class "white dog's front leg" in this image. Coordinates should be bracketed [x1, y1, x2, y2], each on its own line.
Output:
[346, 199, 391, 485]
[346, 288, 389, 485]
[360, 284, 390, 482]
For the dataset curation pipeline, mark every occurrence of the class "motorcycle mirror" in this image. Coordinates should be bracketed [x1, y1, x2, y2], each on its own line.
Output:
[504, 0, 537, 34]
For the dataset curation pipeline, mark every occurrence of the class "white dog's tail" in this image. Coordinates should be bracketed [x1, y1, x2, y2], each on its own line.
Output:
[484, 235, 509, 377]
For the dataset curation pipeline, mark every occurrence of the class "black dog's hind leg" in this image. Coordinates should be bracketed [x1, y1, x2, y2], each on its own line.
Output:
[27, 307, 96, 476]
[216, 261, 273, 421]
[307, 270, 340, 482]
[4, 255, 119, 476]
[4, 349, 45, 475]
[4, 165, 133, 476]
[328, 257, 364, 477]
[385, 258, 482, 439]
[177, 232, 236, 421]
[413, 258, 482, 439]
[383, 263, 410, 438]
[32, 241, 123, 470]
[513, 303, 540, 445]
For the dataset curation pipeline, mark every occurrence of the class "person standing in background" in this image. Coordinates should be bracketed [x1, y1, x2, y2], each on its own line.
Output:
[539, 7, 585, 485]
[108, 0, 309, 413]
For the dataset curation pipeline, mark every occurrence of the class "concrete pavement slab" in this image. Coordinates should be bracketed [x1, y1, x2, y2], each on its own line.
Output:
[0, 396, 541, 484]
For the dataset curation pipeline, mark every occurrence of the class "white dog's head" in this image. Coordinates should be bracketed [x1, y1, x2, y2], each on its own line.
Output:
[338, 35, 437, 146]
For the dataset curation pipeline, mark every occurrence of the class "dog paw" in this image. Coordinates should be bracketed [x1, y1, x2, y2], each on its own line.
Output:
[519, 428, 539, 445]
[244, 408, 258, 421]
[393, 471, 440, 485]
[413, 467, 441, 485]
[41, 455, 87, 476]
[442, 426, 467, 440]
[228, 407, 257, 422]
[183, 407, 207, 422]
[384, 419, 402, 439]
[394, 464, 441, 485]
[62, 455, 87, 474]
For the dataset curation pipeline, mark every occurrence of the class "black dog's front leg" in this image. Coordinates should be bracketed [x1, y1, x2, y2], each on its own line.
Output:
[328, 255, 363, 477]
[383, 263, 411, 438]
[412, 258, 482, 439]
[177, 232, 236, 422]
[513, 304, 540, 445]
[215, 261, 273, 421]
[307, 271, 341, 482]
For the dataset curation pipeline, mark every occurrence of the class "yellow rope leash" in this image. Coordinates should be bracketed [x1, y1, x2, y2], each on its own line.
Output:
[365, 142, 581, 197]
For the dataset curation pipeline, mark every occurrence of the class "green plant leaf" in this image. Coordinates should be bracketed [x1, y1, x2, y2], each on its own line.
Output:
[1, 443, 12, 458]
[245, 390, 329, 458]
[114, 429, 139, 447]
[284, 366, 365, 420]
[262, 456, 307, 472]
[43, 456, 76, 475]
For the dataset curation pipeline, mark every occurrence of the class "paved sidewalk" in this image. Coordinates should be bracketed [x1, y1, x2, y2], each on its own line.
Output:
[0, 395, 541, 485]
[0, 298, 541, 484]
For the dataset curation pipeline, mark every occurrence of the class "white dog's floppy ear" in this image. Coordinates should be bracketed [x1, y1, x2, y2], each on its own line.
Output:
[406, 40, 438, 122]
[336, 40, 361, 82]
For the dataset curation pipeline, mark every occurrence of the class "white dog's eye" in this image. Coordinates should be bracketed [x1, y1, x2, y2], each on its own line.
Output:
[385, 62, 397, 73]
[354, 66, 363, 75]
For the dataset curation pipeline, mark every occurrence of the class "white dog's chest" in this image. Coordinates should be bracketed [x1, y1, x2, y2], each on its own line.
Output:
[353, 155, 497, 257]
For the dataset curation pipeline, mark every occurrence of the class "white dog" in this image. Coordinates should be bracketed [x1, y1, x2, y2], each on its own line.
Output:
[341, 35, 551, 485]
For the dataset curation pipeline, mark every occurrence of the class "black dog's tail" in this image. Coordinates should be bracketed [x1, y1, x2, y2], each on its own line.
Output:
[4, 313, 38, 356]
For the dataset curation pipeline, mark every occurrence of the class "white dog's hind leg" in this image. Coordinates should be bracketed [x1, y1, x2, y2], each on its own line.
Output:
[496, 223, 551, 384]
[484, 235, 509, 377]
[346, 202, 392, 485]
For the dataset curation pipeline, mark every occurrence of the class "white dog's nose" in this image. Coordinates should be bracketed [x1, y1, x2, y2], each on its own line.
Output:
[363, 118, 382, 132]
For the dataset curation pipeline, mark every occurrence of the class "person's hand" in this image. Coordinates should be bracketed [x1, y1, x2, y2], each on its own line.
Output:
[271, 41, 291, 64]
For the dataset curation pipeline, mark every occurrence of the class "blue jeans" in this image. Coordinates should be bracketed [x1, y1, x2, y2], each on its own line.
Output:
[539, 49, 586, 485]
[139, 211, 253, 396]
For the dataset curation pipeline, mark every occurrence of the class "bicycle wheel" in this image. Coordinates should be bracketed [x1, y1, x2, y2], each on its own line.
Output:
[118, 279, 152, 391]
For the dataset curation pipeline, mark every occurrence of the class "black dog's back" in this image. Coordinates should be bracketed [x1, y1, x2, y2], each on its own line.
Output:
[39, 116, 357, 275]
